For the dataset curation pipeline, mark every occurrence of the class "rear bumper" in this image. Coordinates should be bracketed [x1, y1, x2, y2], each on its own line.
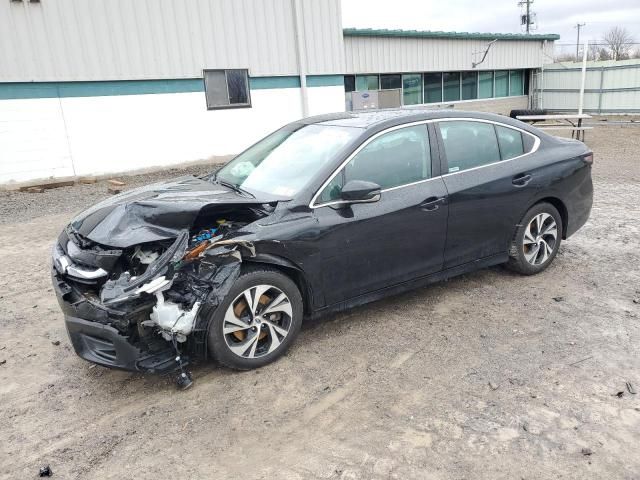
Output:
[53, 269, 181, 373]
[565, 168, 593, 238]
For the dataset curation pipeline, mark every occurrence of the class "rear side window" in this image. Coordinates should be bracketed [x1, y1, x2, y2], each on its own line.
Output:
[317, 125, 431, 204]
[496, 125, 524, 159]
[438, 121, 500, 173]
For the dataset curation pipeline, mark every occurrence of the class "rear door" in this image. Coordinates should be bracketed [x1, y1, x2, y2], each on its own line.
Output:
[312, 123, 448, 305]
[435, 119, 540, 268]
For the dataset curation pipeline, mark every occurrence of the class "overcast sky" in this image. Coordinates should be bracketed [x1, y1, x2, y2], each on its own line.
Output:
[342, 0, 640, 51]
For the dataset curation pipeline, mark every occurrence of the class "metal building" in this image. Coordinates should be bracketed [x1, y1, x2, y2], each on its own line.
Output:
[0, 0, 557, 185]
[342, 28, 556, 111]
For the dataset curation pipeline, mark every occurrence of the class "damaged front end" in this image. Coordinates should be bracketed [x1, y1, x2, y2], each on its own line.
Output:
[52, 217, 258, 376]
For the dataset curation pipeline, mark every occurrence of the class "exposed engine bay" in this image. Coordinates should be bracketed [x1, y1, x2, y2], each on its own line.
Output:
[52, 201, 271, 386]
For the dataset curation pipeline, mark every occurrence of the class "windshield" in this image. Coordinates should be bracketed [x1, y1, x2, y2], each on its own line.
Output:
[215, 124, 360, 197]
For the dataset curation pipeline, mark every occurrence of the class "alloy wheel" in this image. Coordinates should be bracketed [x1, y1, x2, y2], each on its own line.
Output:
[523, 212, 558, 265]
[223, 285, 293, 359]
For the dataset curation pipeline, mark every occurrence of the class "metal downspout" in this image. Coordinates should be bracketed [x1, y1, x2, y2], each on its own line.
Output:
[292, 0, 309, 117]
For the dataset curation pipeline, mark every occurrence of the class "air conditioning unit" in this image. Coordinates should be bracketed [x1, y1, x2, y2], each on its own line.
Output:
[351, 91, 379, 110]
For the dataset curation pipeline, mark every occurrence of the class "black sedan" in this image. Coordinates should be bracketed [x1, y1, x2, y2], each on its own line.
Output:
[52, 109, 593, 384]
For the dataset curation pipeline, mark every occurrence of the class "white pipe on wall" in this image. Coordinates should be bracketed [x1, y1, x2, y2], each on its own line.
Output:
[292, 0, 309, 117]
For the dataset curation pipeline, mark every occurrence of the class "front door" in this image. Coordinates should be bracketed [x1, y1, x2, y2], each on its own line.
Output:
[312, 123, 449, 306]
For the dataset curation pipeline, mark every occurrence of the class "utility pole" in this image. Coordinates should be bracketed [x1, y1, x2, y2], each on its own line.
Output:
[518, 0, 534, 34]
[575, 23, 586, 59]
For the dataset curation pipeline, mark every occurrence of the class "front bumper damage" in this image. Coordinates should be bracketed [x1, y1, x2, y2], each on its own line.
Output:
[52, 230, 253, 375]
[65, 316, 177, 373]
[53, 272, 182, 372]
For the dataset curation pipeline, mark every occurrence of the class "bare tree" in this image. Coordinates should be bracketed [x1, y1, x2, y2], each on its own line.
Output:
[587, 43, 600, 61]
[598, 47, 612, 61]
[555, 52, 577, 62]
[602, 26, 635, 60]
[586, 44, 612, 61]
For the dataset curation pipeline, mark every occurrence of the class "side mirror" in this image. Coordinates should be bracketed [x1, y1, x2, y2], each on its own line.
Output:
[340, 180, 381, 204]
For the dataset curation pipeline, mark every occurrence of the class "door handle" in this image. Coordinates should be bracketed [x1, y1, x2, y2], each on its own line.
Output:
[512, 173, 532, 187]
[420, 196, 446, 211]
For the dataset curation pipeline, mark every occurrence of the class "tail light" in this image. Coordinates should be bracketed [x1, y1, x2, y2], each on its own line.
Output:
[582, 153, 594, 165]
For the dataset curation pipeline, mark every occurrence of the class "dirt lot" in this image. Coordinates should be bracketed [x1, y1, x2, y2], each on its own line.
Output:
[1, 124, 639, 479]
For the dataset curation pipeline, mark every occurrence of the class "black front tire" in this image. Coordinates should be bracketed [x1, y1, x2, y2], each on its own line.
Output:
[507, 202, 563, 275]
[207, 266, 303, 370]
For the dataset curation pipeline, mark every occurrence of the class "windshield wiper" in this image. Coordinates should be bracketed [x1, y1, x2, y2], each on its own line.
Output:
[216, 179, 255, 198]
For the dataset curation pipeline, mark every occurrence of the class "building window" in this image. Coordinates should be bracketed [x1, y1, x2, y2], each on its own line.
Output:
[356, 75, 379, 91]
[443, 72, 460, 102]
[402, 74, 422, 105]
[478, 71, 494, 99]
[461, 71, 477, 100]
[380, 74, 402, 90]
[344, 75, 356, 93]
[345, 68, 531, 109]
[494, 70, 509, 97]
[424, 73, 442, 103]
[204, 69, 251, 109]
[509, 70, 524, 96]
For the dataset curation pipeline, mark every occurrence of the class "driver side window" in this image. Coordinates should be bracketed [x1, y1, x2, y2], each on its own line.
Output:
[317, 124, 431, 204]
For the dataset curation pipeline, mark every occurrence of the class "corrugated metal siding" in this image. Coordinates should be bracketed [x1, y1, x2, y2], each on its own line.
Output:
[344, 36, 550, 73]
[0, 0, 345, 81]
[539, 60, 640, 113]
[602, 90, 640, 111]
[542, 91, 600, 110]
[299, 0, 345, 75]
[543, 70, 602, 90]
[602, 66, 640, 89]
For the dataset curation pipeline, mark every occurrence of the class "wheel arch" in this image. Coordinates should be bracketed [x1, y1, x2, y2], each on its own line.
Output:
[243, 254, 313, 317]
[533, 197, 569, 239]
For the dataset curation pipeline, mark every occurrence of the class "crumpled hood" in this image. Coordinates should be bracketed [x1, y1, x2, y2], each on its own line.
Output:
[70, 176, 278, 248]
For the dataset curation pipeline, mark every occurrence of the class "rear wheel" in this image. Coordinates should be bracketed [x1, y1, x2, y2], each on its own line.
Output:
[207, 267, 303, 370]
[507, 202, 562, 275]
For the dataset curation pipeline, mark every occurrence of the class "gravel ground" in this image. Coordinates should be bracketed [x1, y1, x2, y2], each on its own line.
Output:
[0, 124, 639, 479]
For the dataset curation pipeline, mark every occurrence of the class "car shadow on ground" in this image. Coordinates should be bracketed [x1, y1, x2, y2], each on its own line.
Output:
[81, 263, 517, 393]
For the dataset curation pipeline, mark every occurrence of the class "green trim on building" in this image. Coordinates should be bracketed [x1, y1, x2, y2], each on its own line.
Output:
[343, 28, 560, 42]
[249, 76, 301, 89]
[307, 75, 344, 87]
[0, 74, 345, 100]
[0, 75, 344, 100]
[0, 79, 204, 99]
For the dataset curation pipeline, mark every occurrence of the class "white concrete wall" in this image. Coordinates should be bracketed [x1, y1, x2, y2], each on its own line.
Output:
[307, 85, 347, 116]
[0, 86, 345, 185]
[0, 98, 75, 182]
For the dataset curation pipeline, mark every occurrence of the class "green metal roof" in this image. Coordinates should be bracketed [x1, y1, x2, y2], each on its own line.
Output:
[343, 28, 559, 42]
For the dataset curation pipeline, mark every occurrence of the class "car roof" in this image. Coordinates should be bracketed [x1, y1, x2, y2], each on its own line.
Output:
[298, 108, 532, 132]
